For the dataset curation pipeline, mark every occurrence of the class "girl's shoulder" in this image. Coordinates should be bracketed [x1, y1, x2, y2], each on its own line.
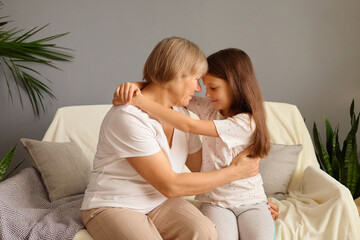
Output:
[232, 112, 251, 122]
[187, 96, 214, 118]
[189, 96, 212, 107]
[229, 113, 255, 131]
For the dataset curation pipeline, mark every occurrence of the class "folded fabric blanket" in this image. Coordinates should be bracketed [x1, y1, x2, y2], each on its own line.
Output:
[0, 167, 84, 240]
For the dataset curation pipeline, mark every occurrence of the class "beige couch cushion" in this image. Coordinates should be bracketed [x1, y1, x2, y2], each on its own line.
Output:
[259, 143, 303, 200]
[20, 138, 91, 202]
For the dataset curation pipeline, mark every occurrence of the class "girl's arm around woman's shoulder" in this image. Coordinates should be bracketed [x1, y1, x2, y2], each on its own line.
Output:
[132, 95, 219, 137]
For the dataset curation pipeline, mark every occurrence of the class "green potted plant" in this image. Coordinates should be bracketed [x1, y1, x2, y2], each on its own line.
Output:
[0, 1, 72, 181]
[0, 146, 24, 182]
[0, 2, 73, 116]
[313, 99, 360, 214]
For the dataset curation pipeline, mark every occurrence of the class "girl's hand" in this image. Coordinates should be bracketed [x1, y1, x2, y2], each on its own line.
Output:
[267, 200, 279, 220]
[113, 82, 141, 106]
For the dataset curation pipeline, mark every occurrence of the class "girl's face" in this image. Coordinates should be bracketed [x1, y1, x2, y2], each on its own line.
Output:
[203, 73, 233, 116]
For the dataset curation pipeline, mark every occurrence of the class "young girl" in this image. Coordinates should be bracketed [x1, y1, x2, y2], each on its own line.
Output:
[116, 48, 275, 240]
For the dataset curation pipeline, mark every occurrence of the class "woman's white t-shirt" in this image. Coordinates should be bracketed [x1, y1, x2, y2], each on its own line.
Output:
[81, 105, 202, 214]
[188, 96, 267, 208]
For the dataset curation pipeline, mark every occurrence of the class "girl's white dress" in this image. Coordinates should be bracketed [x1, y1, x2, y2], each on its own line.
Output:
[188, 97, 267, 208]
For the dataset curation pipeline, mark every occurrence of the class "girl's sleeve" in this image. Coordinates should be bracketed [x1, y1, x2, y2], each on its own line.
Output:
[186, 96, 213, 119]
[213, 114, 254, 149]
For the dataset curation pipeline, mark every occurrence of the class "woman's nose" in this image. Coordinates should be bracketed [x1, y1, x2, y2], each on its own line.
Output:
[195, 80, 202, 92]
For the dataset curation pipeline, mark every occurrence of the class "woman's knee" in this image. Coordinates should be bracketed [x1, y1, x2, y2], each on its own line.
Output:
[183, 214, 218, 240]
[83, 207, 162, 240]
[150, 198, 218, 239]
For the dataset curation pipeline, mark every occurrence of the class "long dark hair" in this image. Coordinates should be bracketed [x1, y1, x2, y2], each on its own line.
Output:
[207, 48, 270, 158]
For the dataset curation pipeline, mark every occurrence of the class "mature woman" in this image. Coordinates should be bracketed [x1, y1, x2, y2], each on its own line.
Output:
[80, 37, 272, 240]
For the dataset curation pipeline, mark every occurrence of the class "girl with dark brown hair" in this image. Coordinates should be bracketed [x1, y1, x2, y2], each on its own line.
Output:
[115, 48, 276, 240]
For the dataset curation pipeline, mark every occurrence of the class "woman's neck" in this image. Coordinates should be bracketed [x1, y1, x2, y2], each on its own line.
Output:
[141, 83, 175, 108]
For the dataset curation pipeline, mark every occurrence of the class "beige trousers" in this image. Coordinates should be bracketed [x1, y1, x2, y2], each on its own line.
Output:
[81, 198, 217, 240]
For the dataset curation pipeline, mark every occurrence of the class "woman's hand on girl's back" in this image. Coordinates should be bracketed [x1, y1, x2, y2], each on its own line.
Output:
[230, 145, 260, 179]
[113, 82, 142, 106]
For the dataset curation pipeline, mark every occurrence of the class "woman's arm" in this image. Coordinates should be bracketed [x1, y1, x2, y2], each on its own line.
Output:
[132, 96, 219, 137]
[127, 146, 259, 198]
[185, 149, 202, 172]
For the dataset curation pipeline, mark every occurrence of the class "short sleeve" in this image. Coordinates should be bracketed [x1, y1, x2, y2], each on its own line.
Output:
[213, 114, 254, 149]
[186, 96, 213, 119]
[106, 107, 161, 158]
[172, 106, 202, 155]
[188, 133, 202, 154]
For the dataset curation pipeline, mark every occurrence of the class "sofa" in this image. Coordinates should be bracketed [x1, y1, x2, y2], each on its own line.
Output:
[3, 102, 360, 240]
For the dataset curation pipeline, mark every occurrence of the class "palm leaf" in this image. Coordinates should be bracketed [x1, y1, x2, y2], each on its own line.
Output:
[0, 58, 13, 99]
[0, 16, 73, 116]
[14, 25, 47, 43]
[3, 58, 24, 108]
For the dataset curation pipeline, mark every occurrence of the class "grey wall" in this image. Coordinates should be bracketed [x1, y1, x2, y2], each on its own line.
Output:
[1, 0, 360, 175]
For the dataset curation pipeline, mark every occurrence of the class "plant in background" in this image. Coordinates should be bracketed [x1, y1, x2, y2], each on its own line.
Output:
[313, 100, 360, 199]
[0, 1, 72, 180]
[0, 1, 73, 116]
[0, 146, 24, 182]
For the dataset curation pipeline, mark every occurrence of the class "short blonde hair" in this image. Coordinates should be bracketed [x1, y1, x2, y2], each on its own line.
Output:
[143, 37, 208, 86]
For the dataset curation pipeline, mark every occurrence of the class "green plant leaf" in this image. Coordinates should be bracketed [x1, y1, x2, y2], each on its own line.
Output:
[0, 13, 73, 116]
[313, 122, 333, 175]
[331, 127, 340, 181]
[325, 116, 333, 163]
[2, 158, 24, 181]
[355, 173, 360, 199]
[344, 108, 360, 196]
[350, 99, 354, 121]
[346, 143, 359, 196]
[334, 128, 344, 184]
[313, 100, 360, 199]
[14, 25, 47, 43]
[0, 145, 16, 182]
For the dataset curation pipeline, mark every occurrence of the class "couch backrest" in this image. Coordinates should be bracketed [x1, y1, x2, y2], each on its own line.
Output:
[263, 102, 318, 192]
[42, 105, 112, 164]
[42, 102, 318, 192]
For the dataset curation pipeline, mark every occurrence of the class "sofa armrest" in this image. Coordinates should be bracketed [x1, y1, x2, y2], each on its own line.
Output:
[73, 229, 94, 240]
[273, 166, 360, 240]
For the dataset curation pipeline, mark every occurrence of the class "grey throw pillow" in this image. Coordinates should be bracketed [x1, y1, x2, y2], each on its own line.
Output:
[20, 138, 91, 202]
[259, 143, 303, 200]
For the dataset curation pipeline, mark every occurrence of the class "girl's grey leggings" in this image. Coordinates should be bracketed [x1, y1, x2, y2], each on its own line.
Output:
[200, 201, 276, 240]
